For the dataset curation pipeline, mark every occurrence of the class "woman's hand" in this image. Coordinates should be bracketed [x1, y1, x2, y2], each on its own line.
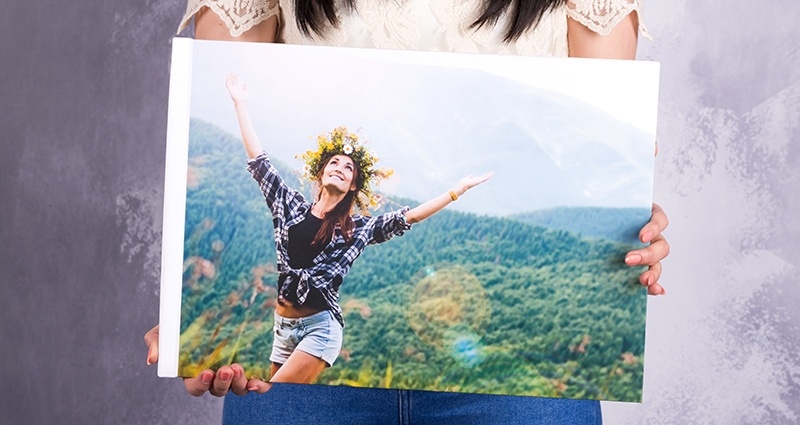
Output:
[144, 324, 271, 397]
[224, 73, 264, 158]
[625, 203, 670, 295]
[404, 172, 494, 224]
[225, 72, 249, 105]
[454, 172, 495, 196]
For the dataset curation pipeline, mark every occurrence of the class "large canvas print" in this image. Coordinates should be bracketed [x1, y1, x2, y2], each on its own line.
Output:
[159, 38, 659, 402]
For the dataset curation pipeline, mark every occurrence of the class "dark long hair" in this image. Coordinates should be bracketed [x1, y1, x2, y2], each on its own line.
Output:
[311, 154, 359, 247]
[293, 0, 566, 42]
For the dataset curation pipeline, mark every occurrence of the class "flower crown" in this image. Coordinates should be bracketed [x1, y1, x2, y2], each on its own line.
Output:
[296, 126, 393, 212]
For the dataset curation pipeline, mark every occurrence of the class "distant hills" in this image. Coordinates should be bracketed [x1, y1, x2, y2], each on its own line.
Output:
[510, 207, 650, 244]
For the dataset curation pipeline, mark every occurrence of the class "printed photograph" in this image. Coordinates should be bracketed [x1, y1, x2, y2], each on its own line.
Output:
[160, 39, 660, 402]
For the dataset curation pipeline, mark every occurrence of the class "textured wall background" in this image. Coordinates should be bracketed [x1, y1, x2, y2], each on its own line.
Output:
[1, 1, 798, 424]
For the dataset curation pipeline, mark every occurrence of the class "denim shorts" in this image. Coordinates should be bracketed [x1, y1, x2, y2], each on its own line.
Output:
[270, 310, 343, 366]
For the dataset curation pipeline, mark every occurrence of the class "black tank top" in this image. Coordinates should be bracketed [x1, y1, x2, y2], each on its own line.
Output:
[280, 209, 341, 309]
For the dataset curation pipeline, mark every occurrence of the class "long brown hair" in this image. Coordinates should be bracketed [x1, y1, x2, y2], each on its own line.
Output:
[311, 154, 359, 247]
[293, 0, 566, 42]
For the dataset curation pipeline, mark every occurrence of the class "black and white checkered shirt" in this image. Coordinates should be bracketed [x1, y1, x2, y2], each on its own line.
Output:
[247, 153, 411, 327]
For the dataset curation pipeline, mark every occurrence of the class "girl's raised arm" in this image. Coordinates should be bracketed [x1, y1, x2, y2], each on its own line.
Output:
[404, 172, 493, 224]
[225, 73, 264, 159]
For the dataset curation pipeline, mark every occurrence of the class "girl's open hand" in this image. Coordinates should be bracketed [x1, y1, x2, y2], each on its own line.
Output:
[225, 72, 249, 105]
[458, 171, 494, 192]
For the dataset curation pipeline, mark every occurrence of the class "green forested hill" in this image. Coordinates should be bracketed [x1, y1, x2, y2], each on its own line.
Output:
[177, 119, 647, 402]
[511, 207, 650, 243]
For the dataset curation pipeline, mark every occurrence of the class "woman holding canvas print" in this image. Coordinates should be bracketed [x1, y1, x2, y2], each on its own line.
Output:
[145, 0, 671, 423]
[226, 71, 491, 388]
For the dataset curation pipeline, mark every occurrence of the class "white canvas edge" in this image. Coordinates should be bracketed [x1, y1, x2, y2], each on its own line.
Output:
[158, 37, 193, 378]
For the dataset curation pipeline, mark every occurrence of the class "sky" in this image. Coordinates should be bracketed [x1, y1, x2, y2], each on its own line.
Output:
[165, 38, 658, 216]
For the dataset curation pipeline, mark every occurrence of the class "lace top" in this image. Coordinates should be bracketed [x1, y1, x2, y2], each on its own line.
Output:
[179, 0, 281, 37]
[179, 0, 648, 55]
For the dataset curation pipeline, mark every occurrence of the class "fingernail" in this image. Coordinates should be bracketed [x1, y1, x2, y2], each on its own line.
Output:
[641, 231, 653, 243]
[233, 368, 241, 379]
[146, 358, 151, 366]
[219, 370, 232, 381]
[248, 386, 259, 391]
[625, 254, 641, 265]
[201, 372, 213, 384]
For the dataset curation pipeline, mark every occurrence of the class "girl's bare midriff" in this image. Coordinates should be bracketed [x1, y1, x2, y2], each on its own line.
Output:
[276, 297, 326, 318]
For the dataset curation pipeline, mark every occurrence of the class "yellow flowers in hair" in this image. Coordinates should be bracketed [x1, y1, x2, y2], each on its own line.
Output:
[296, 126, 393, 213]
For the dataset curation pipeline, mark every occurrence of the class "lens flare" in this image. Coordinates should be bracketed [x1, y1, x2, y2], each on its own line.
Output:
[446, 329, 485, 368]
[406, 264, 491, 359]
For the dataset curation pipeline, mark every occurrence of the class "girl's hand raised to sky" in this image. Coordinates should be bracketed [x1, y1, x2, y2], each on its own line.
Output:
[455, 172, 494, 196]
[225, 72, 249, 106]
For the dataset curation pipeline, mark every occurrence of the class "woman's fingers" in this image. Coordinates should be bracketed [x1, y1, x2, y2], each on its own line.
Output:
[246, 378, 272, 394]
[184, 370, 215, 397]
[144, 325, 159, 365]
[475, 171, 494, 186]
[209, 365, 236, 397]
[461, 171, 494, 189]
[638, 261, 665, 295]
[226, 72, 237, 87]
[229, 364, 250, 396]
[628, 204, 670, 266]
[644, 262, 666, 295]
[626, 234, 669, 296]
[647, 280, 666, 295]
[639, 203, 669, 244]
[639, 260, 662, 287]
[625, 203, 670, 296]
[225, 72, 248, 103]
[625, 234, 670, 267]
[182, 365, 257, 397]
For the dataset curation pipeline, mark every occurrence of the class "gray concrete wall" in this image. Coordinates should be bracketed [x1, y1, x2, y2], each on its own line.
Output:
[606, 2, 800, 423]
[0, 1, 222, 423]
[1, 1, 797, 424]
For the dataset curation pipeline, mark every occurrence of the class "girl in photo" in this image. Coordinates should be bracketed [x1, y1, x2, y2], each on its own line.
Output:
[224, 72, 492, 387]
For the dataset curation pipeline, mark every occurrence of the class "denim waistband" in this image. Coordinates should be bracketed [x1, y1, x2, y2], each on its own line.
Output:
[273, 310, 332, 328]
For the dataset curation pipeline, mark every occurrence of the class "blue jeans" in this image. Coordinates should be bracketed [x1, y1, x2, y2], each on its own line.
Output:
[223, 384, 602, 424]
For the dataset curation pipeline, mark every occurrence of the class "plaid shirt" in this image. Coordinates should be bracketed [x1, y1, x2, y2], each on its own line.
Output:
[247, 153, 411, 327]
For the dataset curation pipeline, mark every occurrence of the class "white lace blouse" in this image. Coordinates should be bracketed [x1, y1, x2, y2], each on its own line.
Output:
[178, 0, 648, 56]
